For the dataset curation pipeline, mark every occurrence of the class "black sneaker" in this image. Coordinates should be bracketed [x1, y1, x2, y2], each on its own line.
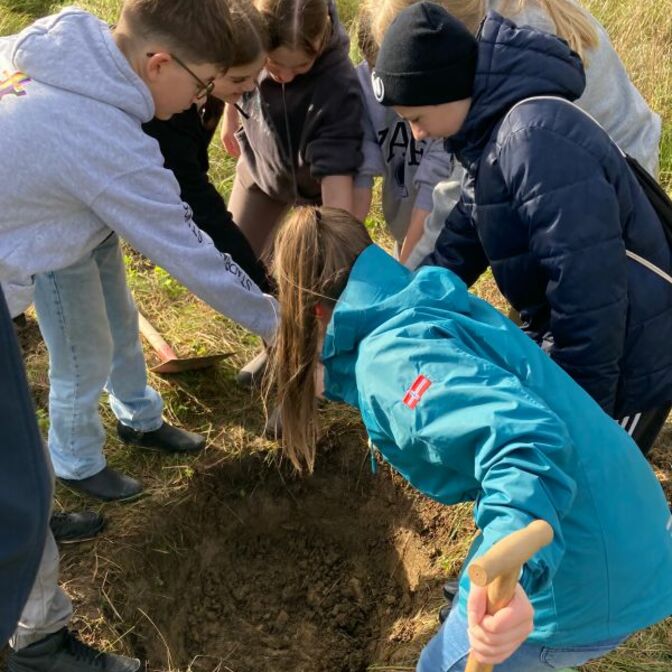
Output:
[50, 511, 105, 544]
[8, 628, 141, 672]
[12, 313, 28, 332]
[60, 467, 143, 502]
[117, 420, 205, 453]
[443, 578, 460, 601]
[438, 601, 452, 624]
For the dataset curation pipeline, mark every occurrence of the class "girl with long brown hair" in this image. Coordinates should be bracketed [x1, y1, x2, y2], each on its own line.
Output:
[266, 205, 672, 672]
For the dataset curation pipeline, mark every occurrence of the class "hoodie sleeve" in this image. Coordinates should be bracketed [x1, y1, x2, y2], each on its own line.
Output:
[421, 175, 489, 286]
[303, 60, 364, 179]
[142, 109, 272, 293]
[357, 335, 577, 595]
[412, 139, 456, 213]
[497, 121, 628, 415]
[90, 164, 278, 342]
[354, 62, 385, 188]
[354, 108, 385, 188]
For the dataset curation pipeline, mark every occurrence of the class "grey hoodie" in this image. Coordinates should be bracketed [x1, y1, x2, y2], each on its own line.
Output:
[0, 9, 277, 340]
[354, 61, 461, 270]
[490, 0, 661, 175]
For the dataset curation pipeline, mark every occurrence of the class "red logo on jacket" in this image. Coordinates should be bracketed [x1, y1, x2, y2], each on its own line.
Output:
[402, 375, 432, 409]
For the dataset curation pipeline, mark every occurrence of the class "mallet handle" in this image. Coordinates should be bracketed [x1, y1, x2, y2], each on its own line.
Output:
[464, 520, 554, 672]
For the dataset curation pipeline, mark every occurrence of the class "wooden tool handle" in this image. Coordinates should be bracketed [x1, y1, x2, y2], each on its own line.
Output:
[468, 520, 554, 588]
[138, 312, 177, 363]
[464, 520, 554, 672]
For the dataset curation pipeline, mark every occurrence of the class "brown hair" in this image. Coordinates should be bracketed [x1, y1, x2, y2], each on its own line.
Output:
[367, 0, 599, 64]
[265, 207, 372, 473]
[230, 0, 271, 67]
[254, 0, 330, 56]
[121, 0, 233, 67]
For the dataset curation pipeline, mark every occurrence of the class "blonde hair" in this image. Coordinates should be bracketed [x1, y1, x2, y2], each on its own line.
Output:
[265, 207, 372, 473]
[365, 0, 598, 64]
[254, 0, 330, 56]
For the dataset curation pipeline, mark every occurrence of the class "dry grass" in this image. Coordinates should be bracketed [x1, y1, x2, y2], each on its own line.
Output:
[2, 0, 672, 669]
[583, 0, 672, 187]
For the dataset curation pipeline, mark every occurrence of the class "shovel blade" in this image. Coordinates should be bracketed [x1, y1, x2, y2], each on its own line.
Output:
[149, 352, 233, 374]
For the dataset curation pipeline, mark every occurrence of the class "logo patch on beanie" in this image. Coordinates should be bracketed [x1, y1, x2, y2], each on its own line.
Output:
[371, 71, 385, 103]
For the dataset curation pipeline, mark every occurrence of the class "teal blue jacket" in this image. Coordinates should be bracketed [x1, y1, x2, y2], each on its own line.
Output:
[322, 245, 672, 646]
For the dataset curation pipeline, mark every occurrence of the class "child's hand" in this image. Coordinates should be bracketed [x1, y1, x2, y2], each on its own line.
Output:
[220, 104, 241, 157]
[467, 582, 534, 665]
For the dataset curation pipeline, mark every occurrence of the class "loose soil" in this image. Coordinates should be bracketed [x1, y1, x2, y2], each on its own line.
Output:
[107, 435, 475, 672]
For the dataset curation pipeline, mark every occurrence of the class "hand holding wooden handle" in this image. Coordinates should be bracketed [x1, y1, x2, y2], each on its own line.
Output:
[464, 520, 554, 672]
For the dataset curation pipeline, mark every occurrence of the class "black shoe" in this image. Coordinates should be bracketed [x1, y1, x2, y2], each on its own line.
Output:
[438, 601, 453, 624]
[59, 467, 143, 502]
[117, 420, 205, 453]
[12, 313, 28, 332]
[442, 578, 460, 601]
[8, 628, 141, 672]
[236, 349, 268, 388]
[50, 511, 105, 544]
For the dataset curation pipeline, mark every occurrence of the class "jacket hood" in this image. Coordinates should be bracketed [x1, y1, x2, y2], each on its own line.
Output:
[7, 8, 154, 122]
[447, 11, 585, 168]
[322, 245, 471, 405]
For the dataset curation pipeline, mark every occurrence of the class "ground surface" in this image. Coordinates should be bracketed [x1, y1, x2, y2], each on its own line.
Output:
[1, 0, 672, 670]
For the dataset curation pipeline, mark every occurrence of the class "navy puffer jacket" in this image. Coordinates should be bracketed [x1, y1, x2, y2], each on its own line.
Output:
[425, 12, 672, 418]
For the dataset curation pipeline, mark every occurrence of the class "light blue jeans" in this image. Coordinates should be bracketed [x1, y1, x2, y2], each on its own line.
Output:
[417, 601, 625, 671]
[34, 234, 163, 480]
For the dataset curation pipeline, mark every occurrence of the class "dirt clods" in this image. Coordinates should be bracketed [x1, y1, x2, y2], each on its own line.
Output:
[109, 440, 473, 671]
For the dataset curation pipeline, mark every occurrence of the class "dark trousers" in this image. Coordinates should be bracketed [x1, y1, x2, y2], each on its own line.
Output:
[0, 289, 52, 644]
[618, 404, 672, 455]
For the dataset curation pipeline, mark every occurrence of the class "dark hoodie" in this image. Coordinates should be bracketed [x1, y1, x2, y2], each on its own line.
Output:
[142, 99, 272, 292]
[235, 0, 363, 204]
[425, 12, 672, 418]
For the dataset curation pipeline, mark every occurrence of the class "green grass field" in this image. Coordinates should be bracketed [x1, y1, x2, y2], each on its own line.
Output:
[2, 0, 672, 670]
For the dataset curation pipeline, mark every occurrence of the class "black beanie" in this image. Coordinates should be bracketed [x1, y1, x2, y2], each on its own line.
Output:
[372, 2, 478, 107]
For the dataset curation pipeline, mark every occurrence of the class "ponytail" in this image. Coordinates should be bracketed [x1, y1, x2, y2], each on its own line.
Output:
[265, 207, 372, 472]
[500, 0, 599, 63]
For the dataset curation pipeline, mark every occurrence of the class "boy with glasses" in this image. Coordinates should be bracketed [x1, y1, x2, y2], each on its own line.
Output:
[2, 0, 278, 510]
[0, 0, 277, 669]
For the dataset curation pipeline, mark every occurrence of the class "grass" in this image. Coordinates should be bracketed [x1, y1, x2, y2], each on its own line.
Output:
[2, 0, 672, 670]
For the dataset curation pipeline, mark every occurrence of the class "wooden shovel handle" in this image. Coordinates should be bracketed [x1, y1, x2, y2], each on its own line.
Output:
[464, 520, 554, 672]
[138, 312, 177, 363]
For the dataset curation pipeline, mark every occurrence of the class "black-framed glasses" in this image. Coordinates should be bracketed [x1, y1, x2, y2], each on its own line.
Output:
[146, 52, 215, 100]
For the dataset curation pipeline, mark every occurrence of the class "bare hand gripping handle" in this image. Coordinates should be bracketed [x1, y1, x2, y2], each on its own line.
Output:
[465, 520, 554, 672]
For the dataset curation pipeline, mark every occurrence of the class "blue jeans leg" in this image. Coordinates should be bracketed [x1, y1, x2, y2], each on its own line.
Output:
[94, 235, 163, 431]
[34, 235, 162, 480]
[416, 604, 624, 672]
